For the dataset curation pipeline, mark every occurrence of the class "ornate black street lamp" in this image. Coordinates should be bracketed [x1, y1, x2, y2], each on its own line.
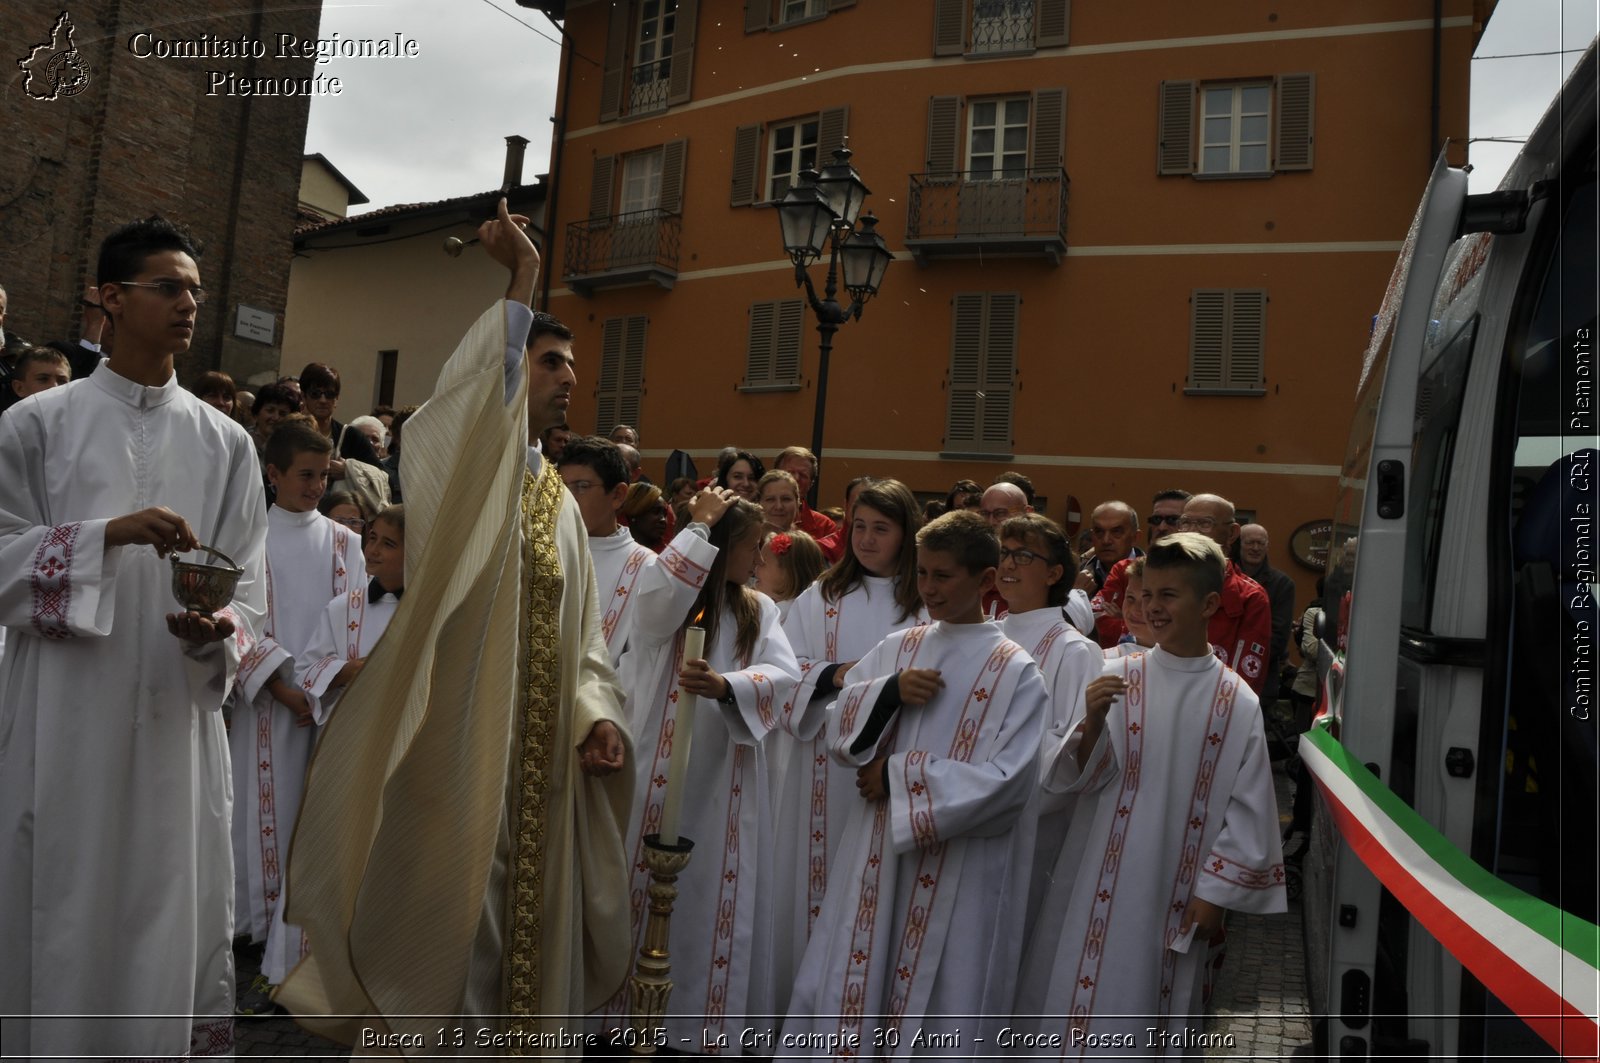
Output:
[776, 145, 892, 505]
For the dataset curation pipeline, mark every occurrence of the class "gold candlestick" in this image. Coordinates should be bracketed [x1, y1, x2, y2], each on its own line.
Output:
[627, 833, 694, 1056]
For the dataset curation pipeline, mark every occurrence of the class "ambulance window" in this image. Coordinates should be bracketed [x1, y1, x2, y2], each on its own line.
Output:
[1503, 160, 1598, 925]
[1400, 232, 1486, 632]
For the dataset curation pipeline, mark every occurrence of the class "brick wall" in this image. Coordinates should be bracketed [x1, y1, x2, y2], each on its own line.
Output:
[0, 1, 323, 383]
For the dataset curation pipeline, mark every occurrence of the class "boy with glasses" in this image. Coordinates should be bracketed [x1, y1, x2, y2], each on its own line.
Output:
[557, 435, 653, 664]
[0, 215, 268, 1059]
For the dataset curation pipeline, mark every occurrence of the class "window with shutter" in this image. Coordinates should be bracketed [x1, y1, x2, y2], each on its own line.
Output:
[742, 299, 805, 389]
[1163, 74, 1315, 177]
[945, 292, 1018, 454]
[598, 315, 648, 432]
[767, 116, 820, 201]
[600, 1, 697, 119]
[1187, 289, 1267, 394]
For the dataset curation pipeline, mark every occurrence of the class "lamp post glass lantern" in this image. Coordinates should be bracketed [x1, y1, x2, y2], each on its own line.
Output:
[773, 143, 890, 507]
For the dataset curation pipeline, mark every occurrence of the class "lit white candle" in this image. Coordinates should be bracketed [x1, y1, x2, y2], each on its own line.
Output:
[658, 624, 705, 846]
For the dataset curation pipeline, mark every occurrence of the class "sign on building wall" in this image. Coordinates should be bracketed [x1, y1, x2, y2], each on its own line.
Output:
[235, 304, 276, 345]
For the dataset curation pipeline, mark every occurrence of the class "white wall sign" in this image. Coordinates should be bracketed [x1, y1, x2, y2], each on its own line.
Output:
[235, 305, 276, 345]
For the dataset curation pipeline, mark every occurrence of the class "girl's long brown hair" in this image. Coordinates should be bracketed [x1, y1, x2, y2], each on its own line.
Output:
[685, 498, 765, 667]
[818, 479, 922, 624]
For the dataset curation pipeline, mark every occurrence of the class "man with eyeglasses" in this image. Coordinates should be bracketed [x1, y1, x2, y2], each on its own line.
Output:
[557, 435, 653, 665]
[0, 215, 269, 1059]
[1235, 522, 1297, 705]
[977, 482, 1032, 619]
[1175, 493, 1272, 694]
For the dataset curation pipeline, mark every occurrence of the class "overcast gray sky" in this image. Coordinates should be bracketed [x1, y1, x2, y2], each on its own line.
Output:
[303, 1, 1597, 212]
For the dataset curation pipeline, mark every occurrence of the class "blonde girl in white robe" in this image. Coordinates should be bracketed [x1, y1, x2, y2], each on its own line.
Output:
[599, 491, 800, 1053]
[770, 479, 925, 1017]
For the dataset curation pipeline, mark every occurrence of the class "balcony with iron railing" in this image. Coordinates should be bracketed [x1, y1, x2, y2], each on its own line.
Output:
[563, 208, 681, 296]
[627, 57, 671, 116]
[903, 167, 1069, 265]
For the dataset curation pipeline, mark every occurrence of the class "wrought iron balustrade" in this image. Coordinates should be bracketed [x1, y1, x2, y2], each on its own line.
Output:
[969, 0, 1036, 53]
[564, 208, 681, 295]
[903, 167, 1069, 264]
[628, 58, 672, 115]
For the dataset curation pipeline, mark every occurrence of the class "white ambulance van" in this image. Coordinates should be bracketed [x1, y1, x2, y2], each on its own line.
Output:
[1304, 39, 1597, 1060]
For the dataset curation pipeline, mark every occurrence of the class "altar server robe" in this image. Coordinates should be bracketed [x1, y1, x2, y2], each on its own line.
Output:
[784, 621, 1046, 1056]
[590, 523, 655, 665]
[296, 581, 399, 726]
[998, 606, 1102, 934]
[0, 369, 267, 1059]
[231, 507, 362, 980]
[1016, 646, 1287, 1052]
[771, 575, 920, 1014]
[599, 528, 800, 1052]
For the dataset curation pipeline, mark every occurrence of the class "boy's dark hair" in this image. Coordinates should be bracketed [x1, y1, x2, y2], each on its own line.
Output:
[265, 420, 334, 473]
[298, 362, 340, 396]
[373, 504, 405, 533]
[251, 381, 302, 416]
[917, 509, 1000, 573]
[1152, 487, 1192, 506]
[1144, 531, 1226, 599]
[97, 216, 201, 285]
[12, 345, 70, 376]
[529, 311, 574, 346]
[999, 513, 1074, 606]
[372, 404, 396, 419]
[820, 478, 922, 622]
[996, 470, 1036, 505]
[557, 435, 629, 490]
[716, 448, 765, 487]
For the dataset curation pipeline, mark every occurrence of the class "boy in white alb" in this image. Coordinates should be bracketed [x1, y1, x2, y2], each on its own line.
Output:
[1017, 532, 1286, 1054]
[784, 510, 1047, 1056]
[231, 421, 365, 1001]
[296, 505, 405, 724]
[557, 435, 653, 665]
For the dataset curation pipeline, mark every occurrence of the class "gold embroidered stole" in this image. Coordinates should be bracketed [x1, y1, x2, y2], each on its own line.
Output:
[503, 461, 566, 1031]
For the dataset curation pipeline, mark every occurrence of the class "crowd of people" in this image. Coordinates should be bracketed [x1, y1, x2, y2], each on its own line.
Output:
[0, 205, 1315, 1058]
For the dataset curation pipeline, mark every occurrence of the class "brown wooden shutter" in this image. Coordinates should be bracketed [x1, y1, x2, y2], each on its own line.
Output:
[946, 293, 984, 448]
[933, 0, 965, 56]
[926, 96, 962, 181]
[982, 293, 1018, 449]
[659, 139, 687, 214]
[1036, 0, 1069, 47]
[745, 301, 776, 384]
[620, 315, 647, 426]
[597, 317, 624, 429]
[1274, 72, 1315, 171]
[745, 0, 770, 33]
[774, 299, 804, 383]
[1189, 289, 1226, 389]
[1029, 88, 1066, 175]
[600, 1, 632, 122]
[1157, 79, 1195, 175]
[817, 106, 849, 166]
[668, 0, 698, 105]
[1228, 290, 1266, 387]
[730, 124, 762, 206]
[589, 155, 616, 221]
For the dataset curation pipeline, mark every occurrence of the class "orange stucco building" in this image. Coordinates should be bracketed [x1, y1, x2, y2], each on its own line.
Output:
[528, 0, 1490, 602]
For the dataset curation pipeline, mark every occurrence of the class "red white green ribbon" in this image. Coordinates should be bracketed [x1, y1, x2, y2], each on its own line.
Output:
[1300, 721, 1599, 1060]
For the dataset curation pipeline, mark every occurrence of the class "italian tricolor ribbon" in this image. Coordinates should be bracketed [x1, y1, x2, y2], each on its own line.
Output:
[1300, 720, 1600, 1060]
